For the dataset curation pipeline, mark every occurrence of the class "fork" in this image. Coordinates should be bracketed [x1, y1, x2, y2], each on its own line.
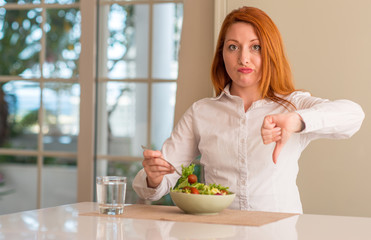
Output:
[141, 145, 181, 175]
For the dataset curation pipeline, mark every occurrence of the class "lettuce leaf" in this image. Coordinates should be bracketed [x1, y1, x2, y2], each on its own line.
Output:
[173, 164, 195, 190]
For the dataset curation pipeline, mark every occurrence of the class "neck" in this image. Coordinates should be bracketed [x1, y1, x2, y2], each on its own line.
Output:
[230, 85, 262, 111]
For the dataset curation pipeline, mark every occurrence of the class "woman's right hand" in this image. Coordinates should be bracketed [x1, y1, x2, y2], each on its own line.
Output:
[142, 149, 175, 188]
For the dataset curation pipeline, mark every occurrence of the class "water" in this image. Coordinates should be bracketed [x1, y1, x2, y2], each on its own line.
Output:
[96, 177, 126, 215]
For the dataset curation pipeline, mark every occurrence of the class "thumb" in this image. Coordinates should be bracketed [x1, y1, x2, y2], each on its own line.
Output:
[263, 115, 276, 129]
[272, 141, 284, 164]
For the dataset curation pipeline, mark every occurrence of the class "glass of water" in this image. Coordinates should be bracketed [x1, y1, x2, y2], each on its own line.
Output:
[96, 176, 127, 215]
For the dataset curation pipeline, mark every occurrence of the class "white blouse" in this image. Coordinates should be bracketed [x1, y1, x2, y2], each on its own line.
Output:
[132, 85, 364, 214]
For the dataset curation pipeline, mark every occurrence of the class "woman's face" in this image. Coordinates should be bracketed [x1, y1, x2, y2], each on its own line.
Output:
[223, 22, 262, 94]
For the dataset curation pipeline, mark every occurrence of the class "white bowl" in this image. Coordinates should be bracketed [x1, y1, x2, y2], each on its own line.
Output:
[170, 191, 235, 215]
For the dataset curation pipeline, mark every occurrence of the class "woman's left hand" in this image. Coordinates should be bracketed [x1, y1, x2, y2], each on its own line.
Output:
[261, 112, 304, 164]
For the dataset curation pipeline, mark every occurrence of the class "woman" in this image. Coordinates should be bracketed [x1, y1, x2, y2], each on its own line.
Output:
[132, 7, 364, 213]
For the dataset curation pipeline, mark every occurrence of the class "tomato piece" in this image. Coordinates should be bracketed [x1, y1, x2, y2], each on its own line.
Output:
[187, 174, 198, 184]
[190, 187, 199, 194]
[182, 186, 191, 193]
[220, 189, 228, 195]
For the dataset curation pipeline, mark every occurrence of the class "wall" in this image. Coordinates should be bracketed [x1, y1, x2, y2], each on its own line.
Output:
[219, 0, 371, 217]
[174, 0, 215, 124]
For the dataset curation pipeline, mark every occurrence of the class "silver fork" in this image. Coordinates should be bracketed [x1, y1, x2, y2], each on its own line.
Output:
[141, 145, 181, 175]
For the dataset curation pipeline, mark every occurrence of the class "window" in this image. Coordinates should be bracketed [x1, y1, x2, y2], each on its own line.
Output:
[95, 0, 183, 204]
[0, 0, 183, 214]
[0, 0, 80, 214]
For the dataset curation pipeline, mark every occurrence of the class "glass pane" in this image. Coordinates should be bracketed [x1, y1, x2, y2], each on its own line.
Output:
[152, 3, 183, 80]
[1, 81, 40, 150]
[96, 82, 147, 157]
[0, 8, 42, 77]
[151, 82, 176, 150]
[95, 160, 142, 204]
[0, 156, 37, 215]
[45, 0, 79, 4]
[41, 157, 76, 208]
[44, 8, 81, 78]
[0, 0, 41, 5]
[98, 4, 149, 79]
[43, 82, 80, 152]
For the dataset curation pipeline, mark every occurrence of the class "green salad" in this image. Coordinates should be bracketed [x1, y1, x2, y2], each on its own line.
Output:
[171, 164, 231, 195]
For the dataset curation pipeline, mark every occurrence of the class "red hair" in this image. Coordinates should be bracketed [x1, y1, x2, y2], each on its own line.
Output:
[211, 7, 296, 109]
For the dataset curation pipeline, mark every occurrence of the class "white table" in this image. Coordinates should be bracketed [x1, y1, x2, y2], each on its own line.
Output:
[0, 202, 370, 239]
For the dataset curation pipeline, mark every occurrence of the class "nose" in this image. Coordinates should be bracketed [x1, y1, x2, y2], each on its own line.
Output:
[239, 48, 250, 65]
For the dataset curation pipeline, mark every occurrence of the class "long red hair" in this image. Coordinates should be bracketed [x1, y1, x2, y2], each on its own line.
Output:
[211, 6, 296, 109]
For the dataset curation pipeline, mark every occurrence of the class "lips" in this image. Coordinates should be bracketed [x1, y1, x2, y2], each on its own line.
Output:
[238, 67, 253, 74]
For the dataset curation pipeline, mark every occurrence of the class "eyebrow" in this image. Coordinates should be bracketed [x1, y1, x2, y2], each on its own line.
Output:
[225, 38, 260, 43]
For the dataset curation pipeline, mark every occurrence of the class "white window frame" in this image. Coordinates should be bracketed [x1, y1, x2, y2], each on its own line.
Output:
[0, 0, 184, 206]
[77, 0, 97, 202]
[0, 1, 85, 208]
[92, 0, 183, 202]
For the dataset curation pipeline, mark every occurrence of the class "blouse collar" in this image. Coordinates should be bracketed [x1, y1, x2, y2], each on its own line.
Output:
[213, 84, 273, 110]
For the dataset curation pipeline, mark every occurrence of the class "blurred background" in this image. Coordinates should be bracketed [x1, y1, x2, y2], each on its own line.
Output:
[0, 0, 184, 214]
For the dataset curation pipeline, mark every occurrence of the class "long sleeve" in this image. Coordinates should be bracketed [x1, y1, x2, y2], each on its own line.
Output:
[132, 104, 200, 201]
[132, 168, 178, 201]
[292, 92, 365, 143]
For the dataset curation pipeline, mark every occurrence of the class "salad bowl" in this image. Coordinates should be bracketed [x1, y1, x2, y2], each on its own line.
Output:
[170, 191, 235, 215]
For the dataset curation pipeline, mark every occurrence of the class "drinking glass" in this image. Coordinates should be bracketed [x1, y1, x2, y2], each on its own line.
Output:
[96, 176, 127, 215]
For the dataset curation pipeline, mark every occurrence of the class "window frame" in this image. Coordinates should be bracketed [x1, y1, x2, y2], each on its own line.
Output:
[0, 0, 183, 207]
[93, 0, 183, 202]
[0, 0, 84, 208]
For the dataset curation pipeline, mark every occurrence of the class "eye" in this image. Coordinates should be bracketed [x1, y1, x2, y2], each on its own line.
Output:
[252, 44, 261, 51]
[227, 44, 238, 51]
